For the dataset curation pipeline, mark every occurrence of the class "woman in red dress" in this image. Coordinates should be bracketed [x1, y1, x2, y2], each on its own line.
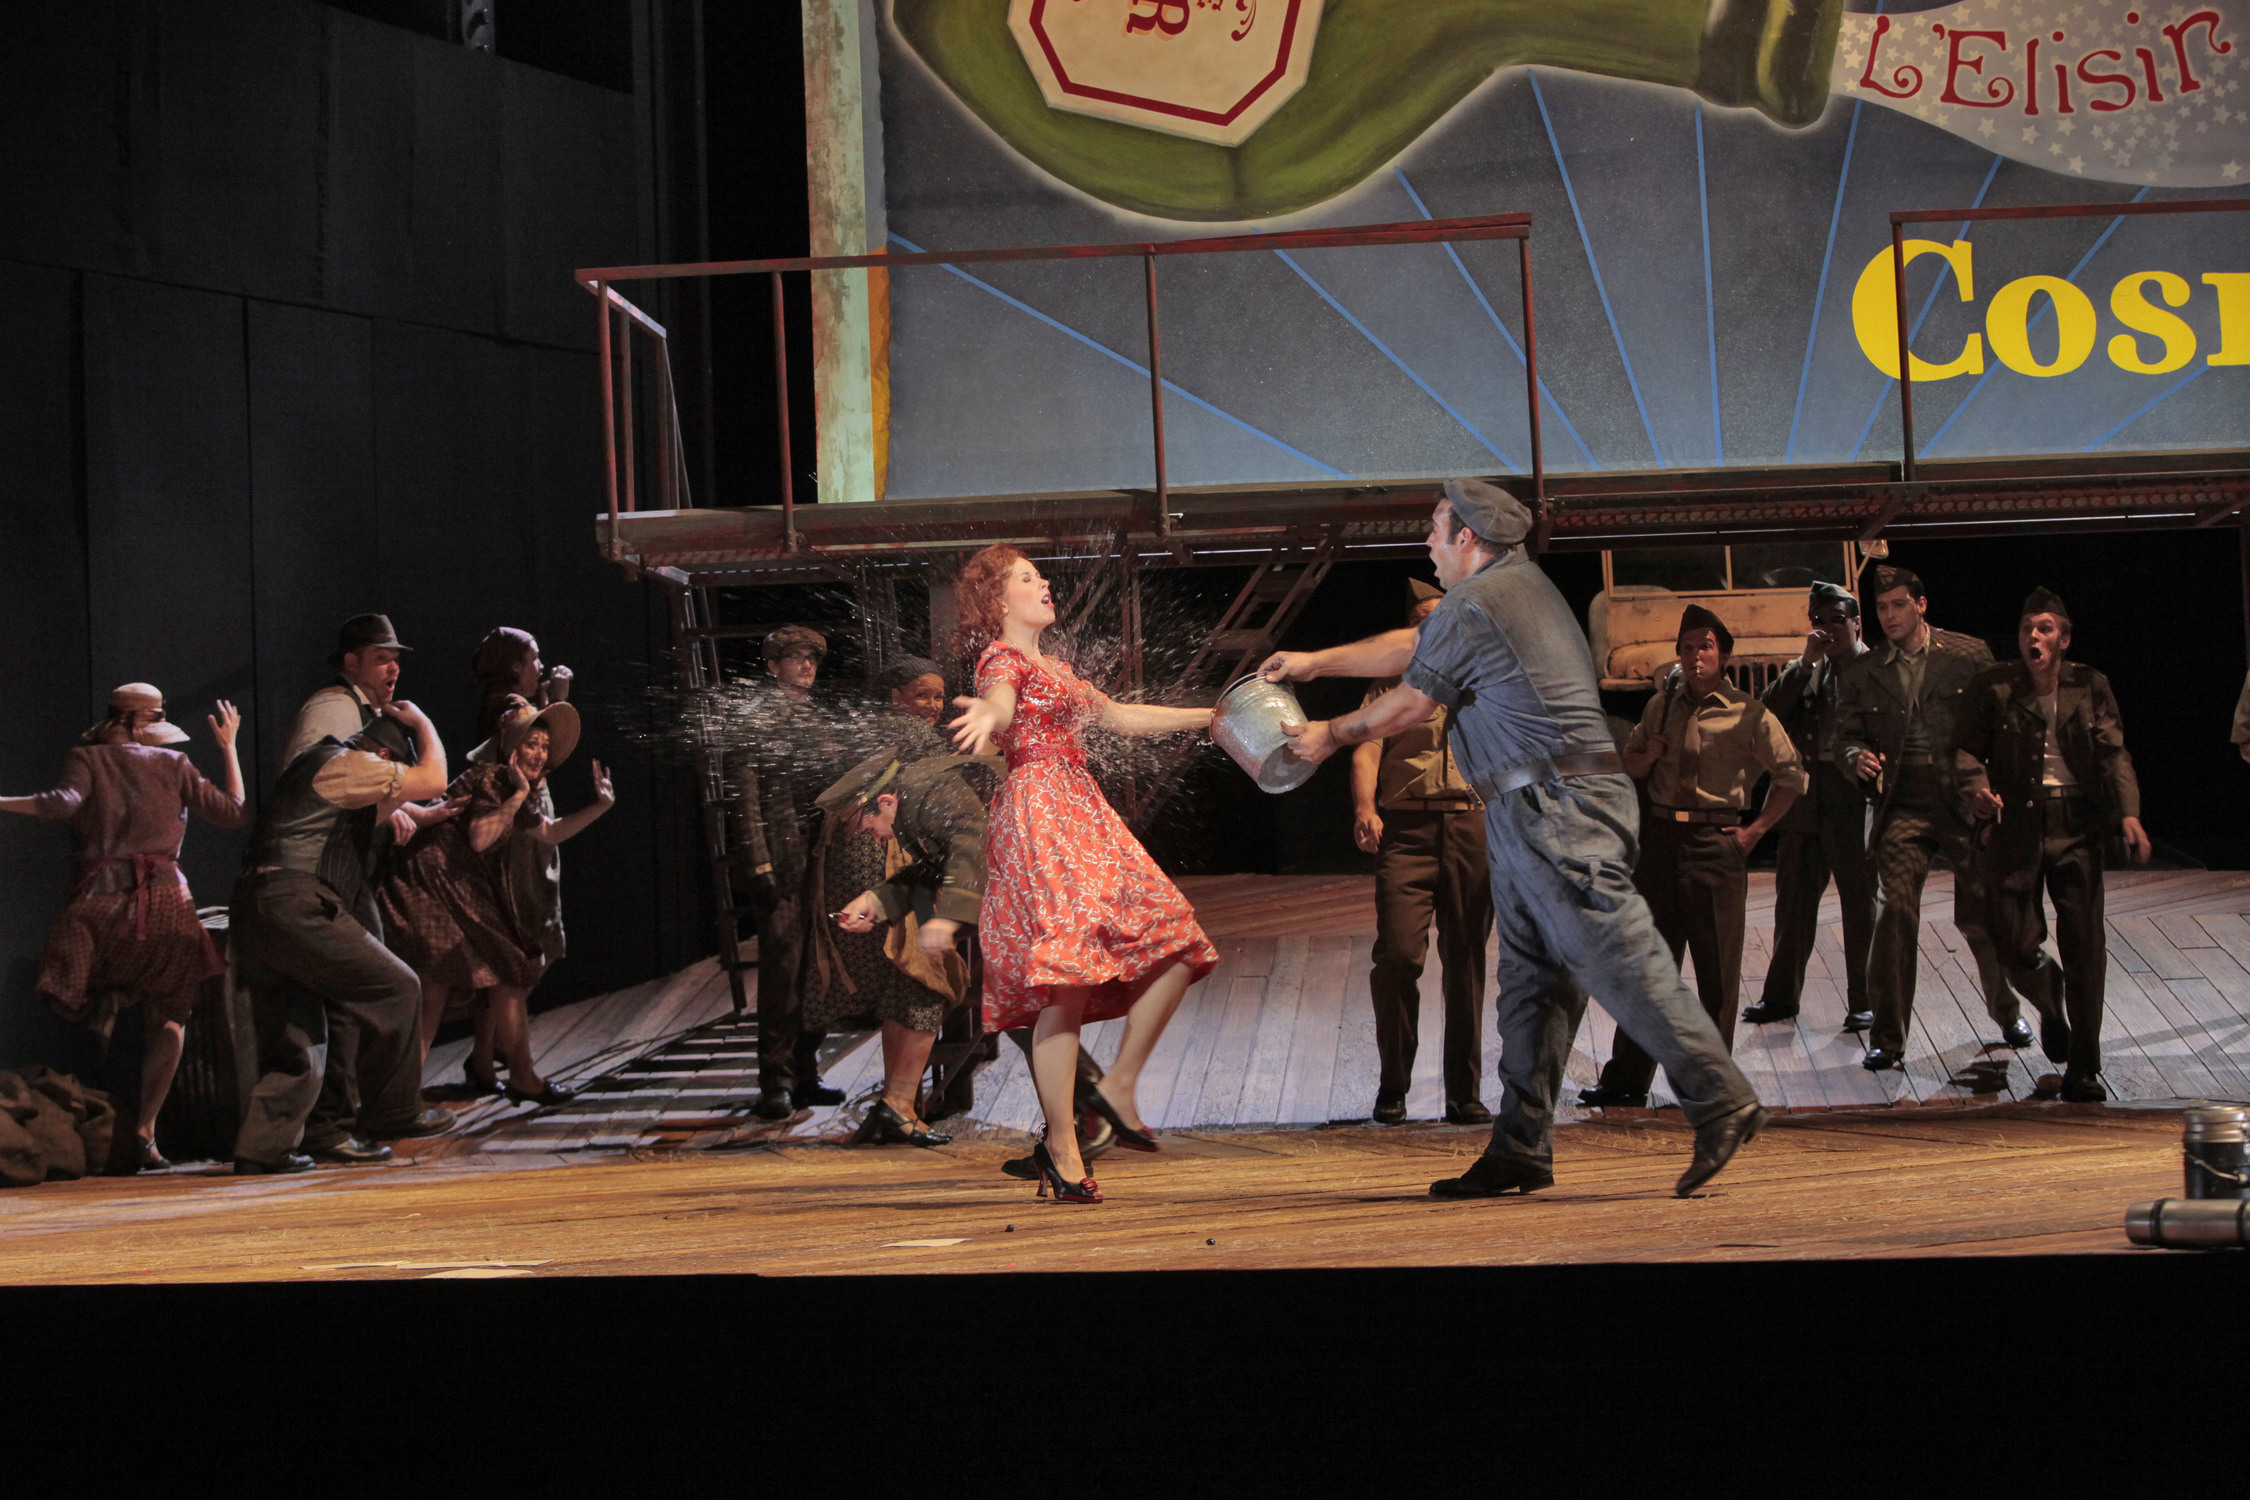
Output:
[948, 546, 1217, 1203]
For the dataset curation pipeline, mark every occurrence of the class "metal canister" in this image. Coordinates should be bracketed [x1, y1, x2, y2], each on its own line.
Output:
[2125, 1198, 2250, 1249]
[1210, 676, 1318, 794]
[2182, 1106, 2250, 1200]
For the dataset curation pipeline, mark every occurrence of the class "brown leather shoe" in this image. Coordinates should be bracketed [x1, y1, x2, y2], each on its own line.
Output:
[1676, 1103, 1766, 1197]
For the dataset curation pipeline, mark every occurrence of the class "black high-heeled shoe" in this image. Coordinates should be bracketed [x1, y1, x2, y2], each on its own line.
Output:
[503, 1079, 576, 1107]
[1020, 1139, 1101, 1204]
[1078, 1085, 1159, 1153]
[854, 1098, 952, 1147]
[462, 1064, 503, 1098]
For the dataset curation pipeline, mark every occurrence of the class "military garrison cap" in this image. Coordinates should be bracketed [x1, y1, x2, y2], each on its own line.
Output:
[2021, 585, 2071, 624]
[1676, 603, 1735, 654]
[816, 749, 904, 822]
[1869, 564, 1925, 599]
[1808, 581, 1857, 615]
[351, 714, 418, 764]
[1440, 478, 1534, 548]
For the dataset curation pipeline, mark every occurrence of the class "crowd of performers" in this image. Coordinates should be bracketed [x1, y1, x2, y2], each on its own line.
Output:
[0, 476, 2178, 1200]
[2, 617, 613, 1173]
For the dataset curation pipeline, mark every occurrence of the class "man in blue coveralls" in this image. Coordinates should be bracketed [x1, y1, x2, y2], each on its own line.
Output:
[1260, 480, 1766, 1198]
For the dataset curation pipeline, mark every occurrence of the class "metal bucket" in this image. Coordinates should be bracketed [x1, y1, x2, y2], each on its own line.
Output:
[1211, 676, 1318, 794]
[2182, 1106, 2250, 1200]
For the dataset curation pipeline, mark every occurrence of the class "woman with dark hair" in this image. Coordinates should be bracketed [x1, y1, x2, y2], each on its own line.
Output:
[380, 696, 614, 1105]
[0, 685, 248, 1170]
[875, 655, 949, 731]
[946, 545, 1216, 1203]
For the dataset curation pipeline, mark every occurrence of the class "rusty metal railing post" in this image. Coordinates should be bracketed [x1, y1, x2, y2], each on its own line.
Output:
[1518, 235, 1544, 507]
[619, 313, 638, 514]
[772, 270, 798, 552]
[1144, 251, 1171, 539]
[596, 281, 620, 550]
[1892, 219, 1916, 485]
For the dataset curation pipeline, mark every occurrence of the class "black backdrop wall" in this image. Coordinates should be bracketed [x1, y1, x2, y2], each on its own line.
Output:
[0, 1, 708, 1071]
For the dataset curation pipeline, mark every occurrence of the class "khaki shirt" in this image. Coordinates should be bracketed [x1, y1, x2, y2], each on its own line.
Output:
[1628, 677, 1807, 811]
[310, 748, 406, 809]
[283, 681, 378, 767]
[1360, 678, 1476, 807]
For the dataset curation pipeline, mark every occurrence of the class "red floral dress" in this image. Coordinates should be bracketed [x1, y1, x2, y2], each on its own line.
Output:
[976, 643, 1217, 1029]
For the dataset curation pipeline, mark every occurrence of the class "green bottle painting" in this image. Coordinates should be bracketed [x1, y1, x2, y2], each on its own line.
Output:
[892, 0, 1846, 221]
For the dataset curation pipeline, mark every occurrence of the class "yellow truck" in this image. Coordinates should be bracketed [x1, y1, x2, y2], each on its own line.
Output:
[1588, 540, 1876, 699]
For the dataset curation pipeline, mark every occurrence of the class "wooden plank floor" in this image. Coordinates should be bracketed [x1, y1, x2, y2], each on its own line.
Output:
[0, 1105, 2195, 1283]
[381, 869, 2250, 1162]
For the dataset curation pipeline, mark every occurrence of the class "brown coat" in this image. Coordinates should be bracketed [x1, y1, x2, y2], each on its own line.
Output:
[1953, 660, 2142, 887]
[1832, 626, 1995, 827]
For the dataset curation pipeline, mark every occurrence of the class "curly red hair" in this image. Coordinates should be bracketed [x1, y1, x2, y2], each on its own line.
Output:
[949, 544, 1030, 661]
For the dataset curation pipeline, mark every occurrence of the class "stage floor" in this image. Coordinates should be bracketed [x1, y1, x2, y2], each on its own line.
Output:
[1, 871, 2240, 1285]
[0, 1105, 2192, 1283]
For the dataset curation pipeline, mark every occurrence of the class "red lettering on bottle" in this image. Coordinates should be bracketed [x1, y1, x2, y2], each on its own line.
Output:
[2162, 10, 2232, 95]
[2053, 62, 2076, 113]
[1125, 0, 1191, 36]
[1941, 29, 2016, 108]
[1858, 15, 1924, 100]
[2077, 49, 2136, 111]
[2135, 46, 2168, 102]
[2025, 37, 2040, 114]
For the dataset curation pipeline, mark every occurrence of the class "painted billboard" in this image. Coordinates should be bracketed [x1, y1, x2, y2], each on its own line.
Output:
[869, 0, 2250, 499]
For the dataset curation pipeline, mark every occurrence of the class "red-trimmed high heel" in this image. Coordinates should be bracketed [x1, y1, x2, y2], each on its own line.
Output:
[1028, 1140, 1102, 1204]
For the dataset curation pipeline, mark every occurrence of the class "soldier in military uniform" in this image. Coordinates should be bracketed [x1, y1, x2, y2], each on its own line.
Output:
[1954, 587, 2150, 1102]
[1351, 579, 1493, 1126]
[1832, 566, 2015, 1071]
[1582, 604, 1805, 1106]
[820, 746, 1002, 1144]
[1744, 581, 1875, 1029]
[727, 625, 845, 1118]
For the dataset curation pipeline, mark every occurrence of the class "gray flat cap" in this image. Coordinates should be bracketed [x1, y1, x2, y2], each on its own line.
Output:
[1442, 478, 1534, 547]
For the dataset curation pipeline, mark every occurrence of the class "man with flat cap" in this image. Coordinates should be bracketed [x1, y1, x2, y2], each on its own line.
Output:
[282, 613, 411, 768]
[1263, 479, 1766, 1199]
[1744, 581, 1875, 1030]
[817, 744, 1002, 1145]
[725, 624, 847, 1118]
[1954, 587, 2149, 1102]
[231, 703, 454, 1173]
[1349, 578, 1494, 1126]
[1833, 564, 2015, 1071]
[1581, 602, 1804, 1107]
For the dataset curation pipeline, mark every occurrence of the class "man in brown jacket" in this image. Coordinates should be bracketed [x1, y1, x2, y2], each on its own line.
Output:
[1954, 586, 2149, 1102]
[1833, 565, 2013, 1071]
[1350, 580, 1493, 1125]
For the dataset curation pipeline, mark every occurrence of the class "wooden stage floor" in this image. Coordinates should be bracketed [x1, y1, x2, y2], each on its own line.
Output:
[1, 871, 2243, 1284]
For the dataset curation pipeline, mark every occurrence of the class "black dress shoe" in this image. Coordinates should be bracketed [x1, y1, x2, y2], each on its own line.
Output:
[1444, 1099, 1493, 1126]
[796, 1080, 846, 1107]
[1840, 1010, 1875, 1033]
[503, 1081, 577, 1108]
[2039, 1011, 2072, 1066]
[1577, 1084, 1649, 1108]
[2000, 1018, 2036, 1050]
[750, 1089, 795, 1121]
[1676, 1103, 1767, 1197]
[1741, 1001, 1799, 1025]
[1861, 1048, 1905, 1071]
[234, 1153, 315, 1176]
[1371, 1090, 1407, 1125]
[310, 1137, 394, 1165]
[2059, 1072, 2109, 1103]
[372, 1107, 455, 1140]
[1430, 1155, 1553, 1198]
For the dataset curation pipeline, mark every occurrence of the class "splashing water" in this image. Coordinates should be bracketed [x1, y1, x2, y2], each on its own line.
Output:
[1835, 1, 2245, 188]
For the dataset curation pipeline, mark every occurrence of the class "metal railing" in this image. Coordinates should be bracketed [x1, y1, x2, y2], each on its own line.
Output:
[577, 212, 1544, 555]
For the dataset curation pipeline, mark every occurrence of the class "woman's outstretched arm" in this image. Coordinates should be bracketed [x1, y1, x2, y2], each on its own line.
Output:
[535, 759, 617, 847]
[1097, 700, 1213, 737]
[949, 681, 1019, 755]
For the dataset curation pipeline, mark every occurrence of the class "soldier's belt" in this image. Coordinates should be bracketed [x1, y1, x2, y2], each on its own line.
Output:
[1651, 805, 1746, 825]
[2028, 787, 2087, 803]
[1383, 797, 1483, 814]
[1471, 750, 1625, 802]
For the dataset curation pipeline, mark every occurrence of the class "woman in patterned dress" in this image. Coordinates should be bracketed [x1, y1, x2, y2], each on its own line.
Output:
[0, 684, 248, 1170]
[947, 546, 1217, 1202]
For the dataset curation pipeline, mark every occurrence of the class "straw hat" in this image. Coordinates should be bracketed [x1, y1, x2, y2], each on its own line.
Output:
[472, 694, 580, 770]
